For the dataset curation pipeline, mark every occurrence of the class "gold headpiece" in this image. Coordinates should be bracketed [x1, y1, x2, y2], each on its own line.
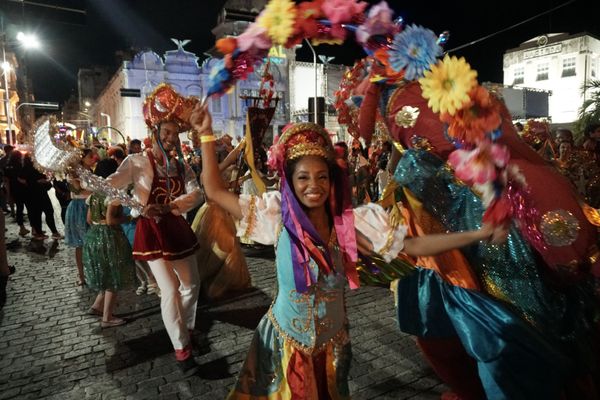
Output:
[142, 83, 199, 133]
[279, 123, 334, 162]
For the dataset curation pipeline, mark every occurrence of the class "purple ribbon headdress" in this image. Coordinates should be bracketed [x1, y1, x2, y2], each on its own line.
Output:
[269, 123, 359, 293]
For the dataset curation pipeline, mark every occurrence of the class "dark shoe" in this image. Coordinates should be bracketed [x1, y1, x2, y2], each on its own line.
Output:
[0, 275, 8, 309]
[177, 357, 200, 377]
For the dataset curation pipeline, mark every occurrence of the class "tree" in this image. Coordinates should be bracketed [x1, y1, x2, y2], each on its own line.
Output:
[575, 79, 600, 142]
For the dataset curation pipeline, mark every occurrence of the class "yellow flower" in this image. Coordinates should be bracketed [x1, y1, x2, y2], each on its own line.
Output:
[257, 0, 297, 45]
[419, 55, 478, 116]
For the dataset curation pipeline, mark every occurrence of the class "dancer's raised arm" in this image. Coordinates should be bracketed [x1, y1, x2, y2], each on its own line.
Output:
[190, 103, 242, 219]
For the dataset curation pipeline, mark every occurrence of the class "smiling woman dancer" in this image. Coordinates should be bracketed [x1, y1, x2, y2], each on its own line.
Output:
[190, 103, 506, 399]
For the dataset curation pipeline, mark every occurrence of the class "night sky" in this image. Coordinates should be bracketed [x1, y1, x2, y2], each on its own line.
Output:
[2, 0, 598, 105]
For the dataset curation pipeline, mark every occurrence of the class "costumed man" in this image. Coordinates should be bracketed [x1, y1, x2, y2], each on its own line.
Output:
[105, 84, 203, 376]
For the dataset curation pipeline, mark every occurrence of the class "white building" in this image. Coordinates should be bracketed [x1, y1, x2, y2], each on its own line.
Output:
[503, 32, 600, 124]
[91, 42, 346, 146]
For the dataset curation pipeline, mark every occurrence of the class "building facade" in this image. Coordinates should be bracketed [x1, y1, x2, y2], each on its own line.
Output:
[87, 0, 348, 146]
[503, 32, 600, 124]
[1, 51, 20, 144]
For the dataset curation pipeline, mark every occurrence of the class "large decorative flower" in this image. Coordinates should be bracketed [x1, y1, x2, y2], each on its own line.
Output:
[237, 23, 272, 53]
[419, 55, 478, 116]
[256, 0, 297, 45]
[448, 141, 510, 185]
[286, 0, 324, 46]
[321, 0, 368, 24]
[355, 1, 395, 44]
[388, 24, 441, 80]
[442, 85, 502, 144]
[206, 58, 232, 97]
[216, 37, 237, 55]
[373, 48, 405, 82]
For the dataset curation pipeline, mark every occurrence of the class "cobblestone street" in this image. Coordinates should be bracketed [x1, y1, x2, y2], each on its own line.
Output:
[0, 203, 446, 399]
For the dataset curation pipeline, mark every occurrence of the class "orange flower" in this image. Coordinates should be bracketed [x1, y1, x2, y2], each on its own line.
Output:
[216, 37, 237, 55]
[286, 0, 324, 47]
[442, 85, 502, 144]
[373, 48, 405, 82]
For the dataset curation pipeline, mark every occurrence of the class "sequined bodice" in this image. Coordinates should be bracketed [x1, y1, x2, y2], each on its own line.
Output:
[270, 229, 347, 354]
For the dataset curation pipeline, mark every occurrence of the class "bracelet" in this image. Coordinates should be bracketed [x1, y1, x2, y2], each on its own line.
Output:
[200, 135, 217, 144]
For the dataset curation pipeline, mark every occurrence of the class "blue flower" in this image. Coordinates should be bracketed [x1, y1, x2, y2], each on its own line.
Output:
[206, 58, 231, 97]
[388, 24, 442, 81]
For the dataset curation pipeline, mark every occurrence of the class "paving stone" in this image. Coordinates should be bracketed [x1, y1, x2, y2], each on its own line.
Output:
[0, 215, 445, 399]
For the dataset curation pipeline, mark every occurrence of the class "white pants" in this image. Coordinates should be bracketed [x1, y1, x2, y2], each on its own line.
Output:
[148, 255, 200, 350]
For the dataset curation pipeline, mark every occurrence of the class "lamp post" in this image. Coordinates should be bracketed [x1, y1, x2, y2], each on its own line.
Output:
[1, 44, 14, 143]
[304, 39, 318, 124]
[100, 112, 112, 142]
[1, 15, 41, 143]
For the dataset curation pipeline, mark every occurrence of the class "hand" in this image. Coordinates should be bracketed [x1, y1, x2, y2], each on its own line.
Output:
[190, 103, 213, 136]
[489, 224, 509, 245]
[142, 204, 164, 218]
[480, 222, 509, 245]
[355, 230, 374, 255]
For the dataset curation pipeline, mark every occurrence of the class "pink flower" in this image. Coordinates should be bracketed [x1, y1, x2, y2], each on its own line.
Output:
[355, 1, 394, 44]
[448, 142, 510, 185]
[237, 23, 272, 53]
[321, 0, 368, 24]
[267, 141, 285, 171]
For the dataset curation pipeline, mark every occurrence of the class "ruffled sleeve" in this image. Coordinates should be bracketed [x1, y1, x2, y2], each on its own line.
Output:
[354, 203, 408, 262]
[236, 191, 282, 245]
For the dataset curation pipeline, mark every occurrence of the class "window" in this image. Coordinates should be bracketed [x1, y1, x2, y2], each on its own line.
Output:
[561, 57, 576, 77]
[536, 63, 549, 81]
[211, 97, 222, 114]
[513, 66, 524, 85]
[592, 58, 597, 78]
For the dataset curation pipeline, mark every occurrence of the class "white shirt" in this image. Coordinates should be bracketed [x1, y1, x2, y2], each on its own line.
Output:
[106, 152, 202, 216]
[236, 191, 407, 262]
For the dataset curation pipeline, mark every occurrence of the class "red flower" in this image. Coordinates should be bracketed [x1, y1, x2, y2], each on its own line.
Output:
[286, 0, 324, 46]
[482, 195, 512, 225]
[442, 85, 502, 144]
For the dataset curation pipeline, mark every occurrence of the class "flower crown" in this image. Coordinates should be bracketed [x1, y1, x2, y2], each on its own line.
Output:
[268, 123, 334, 171]
[142, 83, 199, 133]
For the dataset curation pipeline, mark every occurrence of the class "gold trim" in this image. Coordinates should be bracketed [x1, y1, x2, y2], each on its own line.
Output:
[242, 195, 257, 242]
[267, 306, 349, 356]
[132, 243, 198, 257]
[379, 228, 397, 256]
[385, 82, 408, 118]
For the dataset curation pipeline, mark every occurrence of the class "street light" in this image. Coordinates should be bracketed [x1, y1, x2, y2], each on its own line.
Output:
[304, 39, 318, 124]
[15, 102, 59, 112]
[1, 14, 43, 144]
[16, 32, 40, 50]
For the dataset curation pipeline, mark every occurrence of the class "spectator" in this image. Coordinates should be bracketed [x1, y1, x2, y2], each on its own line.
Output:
[20, 153, 61, 240]
[128, 139, 142, 155]
[5, 151, 30, 236]
[0, 145, 14, 214]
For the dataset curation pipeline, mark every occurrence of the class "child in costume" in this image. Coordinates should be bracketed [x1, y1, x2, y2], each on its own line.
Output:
[65, 148, 96, 286]
[83, 158, 135, 328]
[106, 84, 203, 376]
[191, 104, 506, 399]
